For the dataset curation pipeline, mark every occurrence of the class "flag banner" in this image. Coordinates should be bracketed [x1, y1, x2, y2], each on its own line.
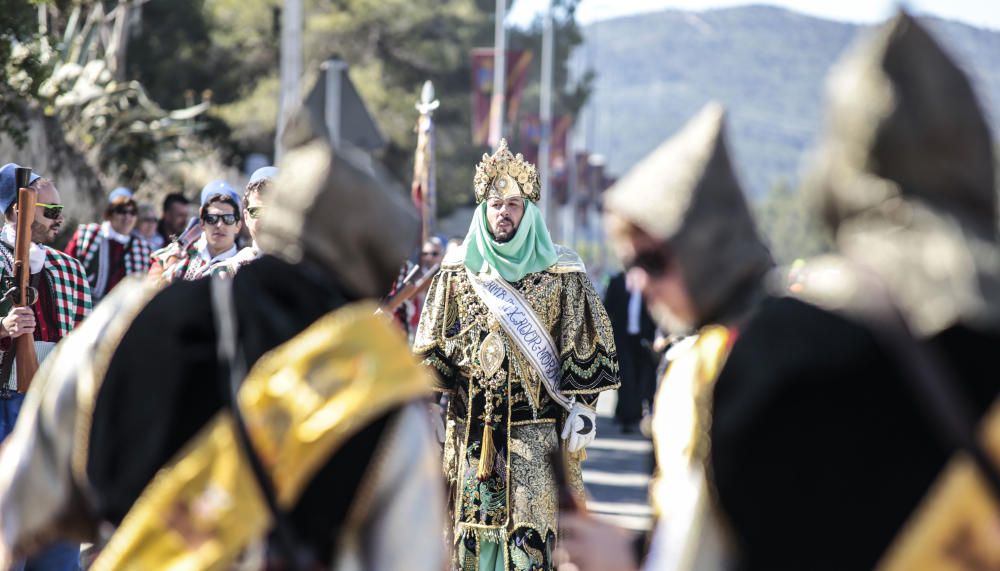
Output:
[471, 48, 533, 146]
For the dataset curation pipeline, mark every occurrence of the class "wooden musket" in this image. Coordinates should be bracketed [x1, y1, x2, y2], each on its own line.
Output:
[12, 167, 38, 392]
[382, 263, 439, 314]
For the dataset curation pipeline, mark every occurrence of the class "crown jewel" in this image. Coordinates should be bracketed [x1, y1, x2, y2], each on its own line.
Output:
[474, 139, 540, 203]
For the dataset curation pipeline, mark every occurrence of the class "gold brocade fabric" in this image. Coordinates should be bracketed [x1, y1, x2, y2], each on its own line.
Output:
[414, 253, 618, 570]
[650, 325, 732, 517]
[877, 402, 1000, 571]
[92, 302, 434, 571]
[649, 326, 733, 571]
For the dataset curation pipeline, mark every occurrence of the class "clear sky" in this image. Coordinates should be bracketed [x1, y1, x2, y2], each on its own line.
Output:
[508, 0, 1000, 31]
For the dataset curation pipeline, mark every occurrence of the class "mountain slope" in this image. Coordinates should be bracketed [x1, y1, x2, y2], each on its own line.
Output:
[576, 5, 1000, 197]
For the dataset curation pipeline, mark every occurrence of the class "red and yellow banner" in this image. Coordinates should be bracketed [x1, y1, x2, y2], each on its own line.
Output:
[471, 49, 533, 146]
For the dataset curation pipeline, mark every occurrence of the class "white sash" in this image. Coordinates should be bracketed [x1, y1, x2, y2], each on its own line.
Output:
[466, 268, 574, 412]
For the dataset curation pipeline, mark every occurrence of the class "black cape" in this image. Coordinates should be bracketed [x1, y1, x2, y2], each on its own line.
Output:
[711, 295, 1000, 571]
[86, 255, 395, 561]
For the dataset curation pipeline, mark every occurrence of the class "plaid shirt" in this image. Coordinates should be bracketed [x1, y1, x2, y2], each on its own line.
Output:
[0, 241, 93, 338]
[70, 223, 153, 278]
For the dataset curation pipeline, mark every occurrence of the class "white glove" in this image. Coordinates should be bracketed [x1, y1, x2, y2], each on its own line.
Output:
[561, 402, 597, 453]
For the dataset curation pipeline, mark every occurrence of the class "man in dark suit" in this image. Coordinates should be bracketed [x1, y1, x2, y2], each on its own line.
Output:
[604, 270, 657, 432]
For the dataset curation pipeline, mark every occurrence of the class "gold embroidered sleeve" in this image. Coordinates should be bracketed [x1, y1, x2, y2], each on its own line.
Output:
[557, 272, 621, 395]
[413, 269, 461, 392]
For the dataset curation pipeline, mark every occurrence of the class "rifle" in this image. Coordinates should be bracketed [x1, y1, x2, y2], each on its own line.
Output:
[150, 216, 202, 284]
[12, 167, 38, 392]
[382, 263, 439, 314]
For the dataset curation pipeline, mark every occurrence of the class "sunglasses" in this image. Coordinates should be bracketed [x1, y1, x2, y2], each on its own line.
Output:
[246, 206, 265, 220]
[139, 217, 158, 223]
[421, 251, 442, 257]
[36, 202, 64, 220]
[624, 247, 673, 278]
[112, 206, 138, 216]
[202, 213, 239, 226]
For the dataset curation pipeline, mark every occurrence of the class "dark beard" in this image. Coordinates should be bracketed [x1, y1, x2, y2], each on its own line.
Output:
[493, 227, 517, 243]
[31, 220, 54, 245]
[492, 218, 517, 243]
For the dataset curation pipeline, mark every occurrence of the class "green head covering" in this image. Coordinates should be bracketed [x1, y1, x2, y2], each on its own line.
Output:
[463, 201, 558, 282]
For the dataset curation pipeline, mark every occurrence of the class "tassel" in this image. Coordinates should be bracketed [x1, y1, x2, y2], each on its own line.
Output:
[476, 423, 495, 481]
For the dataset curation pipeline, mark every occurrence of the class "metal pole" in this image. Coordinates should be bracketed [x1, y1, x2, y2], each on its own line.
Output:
[539, 2, 554, 235]
[565, 125, 577, 248]
[488, 0, 507, 148]
[323, 59, 347, 149]
[275, 0, 303, 161]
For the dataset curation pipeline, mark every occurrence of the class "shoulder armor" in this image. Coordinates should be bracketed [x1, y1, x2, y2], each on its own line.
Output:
[546, 244, 586, 274]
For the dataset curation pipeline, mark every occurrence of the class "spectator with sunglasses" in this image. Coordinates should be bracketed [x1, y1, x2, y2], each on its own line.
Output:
[133, 203, 159, 245]
[228, 165, 275, 269]
[65, 187, 154, 302]
[0, 163, 91, 571]
[153, 181, 244, 283]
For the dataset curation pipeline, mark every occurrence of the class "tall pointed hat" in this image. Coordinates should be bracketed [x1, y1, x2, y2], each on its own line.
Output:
[806, 11, 1000, 336]
[605, 102, 773, 328]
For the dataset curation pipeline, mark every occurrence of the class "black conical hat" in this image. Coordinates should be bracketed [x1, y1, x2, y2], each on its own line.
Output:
[808, 12, 1000, 336]
[605, 103, 773, 328]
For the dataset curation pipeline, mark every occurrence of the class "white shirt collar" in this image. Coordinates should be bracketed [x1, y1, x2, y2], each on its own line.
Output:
[197, 241, 238, 265]
[100, 221, 132, 245]
[2, 224, 46, 274]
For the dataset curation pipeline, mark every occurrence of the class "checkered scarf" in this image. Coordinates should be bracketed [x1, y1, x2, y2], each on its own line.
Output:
[0, 241, 93, 338]
[73, 223, 153, 277]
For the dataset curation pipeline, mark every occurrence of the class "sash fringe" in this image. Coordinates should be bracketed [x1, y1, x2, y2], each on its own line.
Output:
[458, 523, 508, 545]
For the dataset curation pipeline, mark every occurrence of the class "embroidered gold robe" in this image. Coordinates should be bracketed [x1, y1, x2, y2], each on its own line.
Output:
[413, 244, 620, 570]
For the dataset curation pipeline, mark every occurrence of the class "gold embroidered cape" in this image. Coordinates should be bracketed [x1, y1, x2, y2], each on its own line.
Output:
[92, 302, 433, 571]
[413, 243, 619, 570]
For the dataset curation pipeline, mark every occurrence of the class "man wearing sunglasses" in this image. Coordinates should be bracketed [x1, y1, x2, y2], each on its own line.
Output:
[559, 103, 774, 571]
[0, 163, 91, 571]
[65, 187, 154, 302]
[156, 181, 243, 282]
[228, 165, 275, 270]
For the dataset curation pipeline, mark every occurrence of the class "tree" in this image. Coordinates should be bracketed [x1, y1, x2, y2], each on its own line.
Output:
[0, 1, 52, 146]
[131, 0, 591, 215]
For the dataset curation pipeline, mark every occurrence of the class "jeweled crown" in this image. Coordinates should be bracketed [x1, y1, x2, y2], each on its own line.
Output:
[473, 139, 540, 203]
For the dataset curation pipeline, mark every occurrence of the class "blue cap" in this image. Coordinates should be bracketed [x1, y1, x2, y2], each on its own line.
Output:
[199, 180, 240, 210]
[0, 163, 41, 213]
[248, 166, 278, 186]
[108, 186, 133, 203]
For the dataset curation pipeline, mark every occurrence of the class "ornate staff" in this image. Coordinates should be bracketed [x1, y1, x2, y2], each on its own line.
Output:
[412, 80, 439, 245]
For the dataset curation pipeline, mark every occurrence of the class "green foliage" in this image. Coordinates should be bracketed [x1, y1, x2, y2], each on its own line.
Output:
[128, 0, 278, 110]
[0, 1, 53, 146]
[128, 0, 589, 216]
[754, 178, 831, 265]
[0, 1, 213, 192]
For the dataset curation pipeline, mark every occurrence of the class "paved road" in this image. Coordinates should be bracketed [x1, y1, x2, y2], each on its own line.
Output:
[582, 393, 654, 531]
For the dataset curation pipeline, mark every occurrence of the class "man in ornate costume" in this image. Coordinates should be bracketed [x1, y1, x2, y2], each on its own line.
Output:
[414, 140, 619, 571]
[560, 12, 1000, 571]
[65, 187, 153, 302]
[0, 103, 445, 570]
[0, 164, 93, 570]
